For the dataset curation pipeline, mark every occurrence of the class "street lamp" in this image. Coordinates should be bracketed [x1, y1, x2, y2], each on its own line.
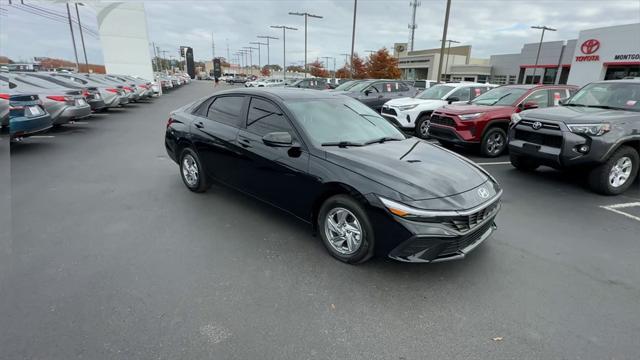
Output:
[270, 25, 298, 79]
[349, 0, 358, 79]
[74, 2, 89, 70]
[250, 41, 267, 70]
[243, 46, 258, 73]
[288, 11, 323, 77]
[257, 35, 278, 66]
[440, 39, 460, 81]
[531, 25, 557, 84]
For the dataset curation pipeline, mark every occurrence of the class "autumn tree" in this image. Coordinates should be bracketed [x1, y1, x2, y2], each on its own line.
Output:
[286, 65, 304, 73]
[351, 53, 368, 79]
[260, 66, 271, 76]
[308, 60, 329, 78]
[265, 64, 282, 71]
[366, 48, 401, 79]
[335, 66, 350, 78]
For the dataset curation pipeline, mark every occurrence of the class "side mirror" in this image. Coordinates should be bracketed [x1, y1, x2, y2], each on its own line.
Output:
[364, 89, 372, 96]
[558, 98, 568, 105]
[262, 132, 293, 147]
[522, 101, 539, 110]
[447, 96, 460, 104]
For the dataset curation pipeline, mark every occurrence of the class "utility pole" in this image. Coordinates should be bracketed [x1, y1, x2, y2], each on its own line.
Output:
[436, 0, 452, 82]
[349, 0, 358, 79]
[243, 46, 258, 74]
[257, 35, 278, 66]
[250, 41, 267, 70]
[320, 56, 334, 78]
[408, 1, 421, 51]
[161, 50, 169, 71]
[65, 3, 80, 71]
[440, 39, 460, 81]
[270, 25, 298, 79]
[226, 39, 230, 62]
[211, 32, 215, 59]
[75, 3, 89, 70]
[340, 53, 350, 67]
[288, 11, 323, 77]
[365, 50, 376, 55]
[531, 25, 556, 84]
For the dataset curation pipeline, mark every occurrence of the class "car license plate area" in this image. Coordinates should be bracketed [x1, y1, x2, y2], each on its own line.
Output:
[76, 99, 87, 106]
[522, 143, 541, 153]
[27, 106, 43, 117]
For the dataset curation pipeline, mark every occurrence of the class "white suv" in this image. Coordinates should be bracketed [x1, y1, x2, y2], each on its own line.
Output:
[381, 82, 497, 138]
[255, 78, 285, 87]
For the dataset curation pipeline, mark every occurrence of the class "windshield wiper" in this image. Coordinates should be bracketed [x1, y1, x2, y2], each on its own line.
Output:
[321, 141, 364, 148]
[363, 137, 403, 145]
[563, 103, 586, 107]
[490, 93, 512, 105]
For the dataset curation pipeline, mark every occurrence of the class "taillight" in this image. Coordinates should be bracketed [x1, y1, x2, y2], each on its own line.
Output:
[106, 88, 119, 93]
[124, 86, 133, 92]
[167, 117, 176, 129]
[82, 89, 90, 97]
[47, 95, 73, 102]
[0, 93, 9, 100]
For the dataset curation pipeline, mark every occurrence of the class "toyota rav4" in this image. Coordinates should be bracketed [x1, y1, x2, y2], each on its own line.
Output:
[509, 80, 640, 195]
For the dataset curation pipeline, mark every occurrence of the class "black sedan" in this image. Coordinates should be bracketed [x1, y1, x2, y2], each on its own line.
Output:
[165, 88, 502, 263]
[335, 79, 417, 112]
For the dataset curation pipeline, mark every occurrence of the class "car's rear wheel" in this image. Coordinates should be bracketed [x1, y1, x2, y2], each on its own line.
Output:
[318, 195, 374, 264]
[415, 114, 430, 139]
[588, 146, 639, 195]
[481, 127, 507, 157]
[510, 153, 539, 171]
[180, 148, 209, 193]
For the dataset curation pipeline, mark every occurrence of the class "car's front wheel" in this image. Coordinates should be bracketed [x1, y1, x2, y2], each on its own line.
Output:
[180, 148, 209, 192]
[481, 127, 508, 157]
[318, 195, 374, 264]
[415, 114, 430, 139]
[588, 145, 639, 195]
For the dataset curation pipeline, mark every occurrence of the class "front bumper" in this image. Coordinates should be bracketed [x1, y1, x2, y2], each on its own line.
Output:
[380, 107, 417, 129]
[428, 124, 471, 145]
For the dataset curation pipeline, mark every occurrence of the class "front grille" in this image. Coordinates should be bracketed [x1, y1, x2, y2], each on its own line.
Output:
[440, 221, 494, 255]
[442, 201, 500, 233]
[428, 126, 457, 140]
[519, 119, 561, 130]
[430, 114, 456, 127]
[515, 129, 563, 148]
[381, 107, 397, 116]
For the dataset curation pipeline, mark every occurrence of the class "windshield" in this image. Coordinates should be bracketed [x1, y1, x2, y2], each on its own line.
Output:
[472, 87, 528, 106]
[347, 81, 375, 93]
[334, 80, 359, 91]
[286, 97, 405, 145]
[415, 85, 455, 100]
[566, 82, 640, 111]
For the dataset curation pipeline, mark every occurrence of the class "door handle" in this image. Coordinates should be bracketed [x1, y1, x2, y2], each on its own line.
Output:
[238, 135, 251, 148]
[194, 121, 204, 129]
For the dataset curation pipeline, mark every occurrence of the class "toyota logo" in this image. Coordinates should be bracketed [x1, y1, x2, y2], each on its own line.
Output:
[477, 187, 490, 199]
[532, 121, 543, 130]
[581, 39, 600, 55]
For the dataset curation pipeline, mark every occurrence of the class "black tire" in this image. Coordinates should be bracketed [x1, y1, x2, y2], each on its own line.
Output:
[480, 127, 508, 157]
[415, 114, 431, 139]
[317, 194, 374, 264]
[510, 153, 539, 171]
[588, 145, 639, 195]
[179, 148, 209, 193]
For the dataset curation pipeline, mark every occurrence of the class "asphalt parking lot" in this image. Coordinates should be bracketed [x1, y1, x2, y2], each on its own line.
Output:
[2, 80, 639, 359]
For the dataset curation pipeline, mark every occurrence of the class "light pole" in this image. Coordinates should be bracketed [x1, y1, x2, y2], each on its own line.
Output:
[349, 0, 358, 79]
[75, 3, 89, 70]
[257, 35, 278, 66]
[243, 46, 257, 74]
[270, 25, 298, 79]
[250, 42, 266, 70]
[65, 3, 80, 71]
[436, 0, 452, 82]
[440, 39, 460, 81]
[340, 53, 350, 67]
[288, 11, 323, 77]
[321, 56, 335, 78]
[531, 25, 556, 84]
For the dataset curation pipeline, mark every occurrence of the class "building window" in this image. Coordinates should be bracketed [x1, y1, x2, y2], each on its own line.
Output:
[543, 68, 558, 84]
[491, 75, 507, 85]
[508, 75, 517, 84]
[477, 75, 489, 83]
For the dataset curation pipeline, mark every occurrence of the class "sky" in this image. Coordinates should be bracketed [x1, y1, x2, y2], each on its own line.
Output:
[1, 0, 639, 68]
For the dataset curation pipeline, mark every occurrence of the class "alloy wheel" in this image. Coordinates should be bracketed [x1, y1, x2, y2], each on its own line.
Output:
[419, 120, 430, 137]
[609, 156, 632, 188]
[324, 207, 363, 255]
[486, 132, 505, 155]
[182, 154, 199, 187]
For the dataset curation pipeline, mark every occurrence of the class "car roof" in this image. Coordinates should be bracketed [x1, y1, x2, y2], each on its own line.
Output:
[498, 84, 576, 90]
[212, 87, 344, 101]
[597, 79, 640, 84]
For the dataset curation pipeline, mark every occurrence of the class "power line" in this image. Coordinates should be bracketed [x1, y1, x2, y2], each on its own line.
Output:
[15, 3, 99, 37]
[10, 4, 99, 38]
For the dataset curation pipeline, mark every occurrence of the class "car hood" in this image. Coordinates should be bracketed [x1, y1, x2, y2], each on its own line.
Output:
[438, 104, 515, 115]
[324, 138, 488, 200]
[385, 97, 447, 108]
[521, 106, 640, 124]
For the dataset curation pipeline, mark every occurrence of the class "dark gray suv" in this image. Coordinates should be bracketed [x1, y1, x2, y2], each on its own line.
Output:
[508, 80, 639, 195]
[337, 80, 417, 112]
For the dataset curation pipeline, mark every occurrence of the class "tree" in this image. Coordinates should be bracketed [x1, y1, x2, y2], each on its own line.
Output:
[265, 64, 282, 72]
[335, 66, 350, 78]
[308, 60, 329, 78]
[351, 53, 368, 79]
[366, 48, 401, 79]
[261, 66, 271, 76]
[286, 65, 304, 73]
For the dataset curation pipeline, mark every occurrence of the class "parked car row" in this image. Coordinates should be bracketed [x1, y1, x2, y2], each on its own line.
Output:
[1, 70, 187, 140]
[155, 72, 191, 91]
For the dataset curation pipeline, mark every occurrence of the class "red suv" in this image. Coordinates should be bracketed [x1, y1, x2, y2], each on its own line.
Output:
[428, 84, 577, 157]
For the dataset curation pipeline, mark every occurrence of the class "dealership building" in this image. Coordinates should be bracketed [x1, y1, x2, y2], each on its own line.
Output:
[397, 23, 639, 87]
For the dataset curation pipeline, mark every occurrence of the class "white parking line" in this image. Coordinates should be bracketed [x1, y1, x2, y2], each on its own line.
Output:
[476, 161, 511, 166]
[29, 135, 55, 139]
[70, 121, 88, 125]
[600, 202, 640, 222]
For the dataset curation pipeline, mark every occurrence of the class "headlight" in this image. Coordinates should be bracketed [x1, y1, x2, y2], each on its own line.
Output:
[378, 197, 456, 220]
[510, 112, 521, 125]
[458, 112, 484, 120]
[398, 104, 418, 111]
[567, 123, 611, 136]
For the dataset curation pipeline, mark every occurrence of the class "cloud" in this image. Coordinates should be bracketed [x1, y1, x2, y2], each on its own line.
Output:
[2, 0, 638, 66]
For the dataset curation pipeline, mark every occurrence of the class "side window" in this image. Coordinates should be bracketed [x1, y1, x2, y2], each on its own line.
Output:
[193, 97, 214, 117]
[246, 98, 295, 138]
[449, 87, 471, 101]
[523, 90, 550, 107]
[551, 89, 570, 106]
[368, 84, 382, 92]
[207, 96, 244, 127]
[395, 82, 410, 92]
[470, 87, 490, 100]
